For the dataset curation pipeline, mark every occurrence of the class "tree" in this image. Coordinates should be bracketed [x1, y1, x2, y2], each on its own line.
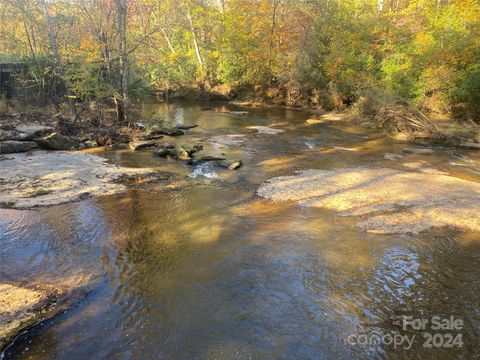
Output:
[116, 0, 128, 124]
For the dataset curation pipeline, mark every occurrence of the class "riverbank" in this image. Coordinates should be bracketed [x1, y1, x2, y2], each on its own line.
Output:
[227, 100, 480, 149]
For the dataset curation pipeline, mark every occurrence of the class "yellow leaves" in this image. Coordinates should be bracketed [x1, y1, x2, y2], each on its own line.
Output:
[413, 32, 435, 55]
[74, 37, 100, 61]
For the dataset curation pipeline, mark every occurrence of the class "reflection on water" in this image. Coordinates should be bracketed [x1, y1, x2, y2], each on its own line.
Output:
[1, 101, 480, 359]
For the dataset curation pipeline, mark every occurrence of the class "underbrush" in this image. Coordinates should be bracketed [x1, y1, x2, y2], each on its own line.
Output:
[350, 88, 435, 132]
[348, 87, 480, 145]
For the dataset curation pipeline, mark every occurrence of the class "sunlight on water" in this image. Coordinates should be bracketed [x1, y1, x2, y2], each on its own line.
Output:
[2, 101, 480, 359]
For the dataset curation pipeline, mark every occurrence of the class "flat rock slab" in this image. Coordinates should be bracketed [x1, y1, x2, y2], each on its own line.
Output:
[246, 126, 284, 135]
[35, 133, 82, 150]
[0, 140, 37, 154]
[207, 134, 246, 146]
[0, 151, 158, 209]
[14, 125, 53, 140]
[257, 167, 480, 234]
[129, 140, 159, 150]
[0, 284, 58, 349]
[305, 119, 325, 125]
[0, 277, 92, 350]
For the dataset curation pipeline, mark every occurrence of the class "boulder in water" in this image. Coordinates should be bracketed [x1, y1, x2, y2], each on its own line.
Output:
[177, 147, 191, 161]
[216, 159, 242, 170]
[129, 140, 159, 151]
[36, 133, 82, 150]
[149, 126, 185, 137]
[153, 148, 171, 157]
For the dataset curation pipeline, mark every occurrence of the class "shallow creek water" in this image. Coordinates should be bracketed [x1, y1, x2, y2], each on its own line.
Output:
[1, 101, 480, 359]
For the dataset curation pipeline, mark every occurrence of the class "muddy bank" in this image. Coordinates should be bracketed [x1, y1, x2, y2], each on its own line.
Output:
[257, 167, 480, 234]
[0, 151, 166, 209]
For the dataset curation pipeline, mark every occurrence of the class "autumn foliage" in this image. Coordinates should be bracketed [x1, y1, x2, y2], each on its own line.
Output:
[0, 0, 479, 120]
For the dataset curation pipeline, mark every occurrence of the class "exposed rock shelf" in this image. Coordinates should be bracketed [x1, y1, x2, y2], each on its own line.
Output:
[257, 167, 480, 234]
[0, 151, 161, 209]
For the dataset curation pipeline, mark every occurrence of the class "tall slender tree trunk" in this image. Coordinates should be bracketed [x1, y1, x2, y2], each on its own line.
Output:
[116, 0, 129, 125]
[161, 27, 175, 54]
[39, 0, 76, 116]
[186, 11, 203, 70]
[39, 0, 60, 63]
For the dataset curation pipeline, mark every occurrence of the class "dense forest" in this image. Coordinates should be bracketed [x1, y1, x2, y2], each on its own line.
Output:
[0, 0, 479, 124]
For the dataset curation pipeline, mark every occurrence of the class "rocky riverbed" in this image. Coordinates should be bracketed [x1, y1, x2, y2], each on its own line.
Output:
[257, 167, 480, 234]
[2, 104, 480, 359]
[0, 152, 164, 209]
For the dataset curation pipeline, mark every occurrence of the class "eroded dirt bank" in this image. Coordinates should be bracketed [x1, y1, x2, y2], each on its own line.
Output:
[257, 167, 480, 234]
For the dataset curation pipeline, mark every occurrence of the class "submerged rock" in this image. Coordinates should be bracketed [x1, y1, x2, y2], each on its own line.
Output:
[257, 167, 480, 235]
[36, 133, 82, 150]
[175, 124, 198, 130]
[402, 147, 435, 155]
[153, 148, 171, 157]
[198, 155, 227, 162]
[402, 161, 448, 175]
[207, 134, 245, 146]
[0, 140, 37, 154]
[246, 126, 284, 135]
[384, 153, 403, 160]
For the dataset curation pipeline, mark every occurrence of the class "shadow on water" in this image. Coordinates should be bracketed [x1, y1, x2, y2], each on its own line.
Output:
[2, 101, 480, 359]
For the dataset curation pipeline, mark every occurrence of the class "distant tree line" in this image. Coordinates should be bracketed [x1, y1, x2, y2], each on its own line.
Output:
[0, 0, 479, 122]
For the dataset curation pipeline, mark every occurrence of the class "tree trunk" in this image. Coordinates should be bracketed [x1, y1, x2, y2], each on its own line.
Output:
[39, 0, 76, 116]
[161, 27, 175, 54]
[116, 0, 129, 125]
[39, 0, 61, 63]
[186, 11, 203, 69]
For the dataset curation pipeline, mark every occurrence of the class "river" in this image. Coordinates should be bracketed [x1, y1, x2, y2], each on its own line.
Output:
[1, 101, 480, 359]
